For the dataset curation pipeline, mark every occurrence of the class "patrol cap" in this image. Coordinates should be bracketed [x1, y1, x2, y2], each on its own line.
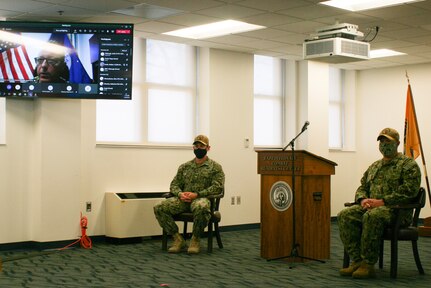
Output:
[377, 127, 400, 142]
[193, 135, 209, 146]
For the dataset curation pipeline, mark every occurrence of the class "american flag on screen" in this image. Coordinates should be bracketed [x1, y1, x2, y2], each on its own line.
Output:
[0, 40, 34, 82]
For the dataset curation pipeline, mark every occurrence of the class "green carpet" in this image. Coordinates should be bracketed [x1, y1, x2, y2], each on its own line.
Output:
[1, 223, 430, 287]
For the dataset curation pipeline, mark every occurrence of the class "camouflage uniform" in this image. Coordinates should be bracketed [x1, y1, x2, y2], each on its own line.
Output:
[338, 153, 421, 264]
[154, 158, 225, 237]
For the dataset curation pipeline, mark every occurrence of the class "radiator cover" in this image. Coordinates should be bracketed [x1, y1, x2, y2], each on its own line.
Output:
[105, 192, 165, 238]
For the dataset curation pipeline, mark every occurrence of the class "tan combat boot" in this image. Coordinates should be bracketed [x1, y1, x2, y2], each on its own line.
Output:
[187, 236, 200, 254]
[168, 233, 185, 253]
[339, 261, 362, 276]
[352, 262, 376, 279]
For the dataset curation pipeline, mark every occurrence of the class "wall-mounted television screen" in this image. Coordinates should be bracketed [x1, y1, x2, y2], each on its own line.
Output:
[0, 21, 133, 99]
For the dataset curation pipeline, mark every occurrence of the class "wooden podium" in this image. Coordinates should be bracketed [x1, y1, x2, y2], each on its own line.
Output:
[257, 150, 337, 261]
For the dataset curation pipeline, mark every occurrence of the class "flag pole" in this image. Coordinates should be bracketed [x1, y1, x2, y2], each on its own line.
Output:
[406, 73, 431, 207]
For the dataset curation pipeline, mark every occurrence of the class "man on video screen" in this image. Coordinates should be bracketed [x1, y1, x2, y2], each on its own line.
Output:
[33, 50, 70, 83]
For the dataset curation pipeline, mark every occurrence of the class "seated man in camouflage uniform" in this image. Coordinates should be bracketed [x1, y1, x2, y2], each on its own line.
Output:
[154, 135, 225, 254]
[338, 128, 421, 278]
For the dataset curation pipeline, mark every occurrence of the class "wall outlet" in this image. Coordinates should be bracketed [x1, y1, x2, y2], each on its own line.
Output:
[86, 201, 92, 212]
[236, 196, 241, 205]
[231, 196, 235, 205]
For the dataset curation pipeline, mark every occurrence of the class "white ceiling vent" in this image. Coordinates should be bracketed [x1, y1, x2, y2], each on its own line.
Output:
[303, 37, 370, 63]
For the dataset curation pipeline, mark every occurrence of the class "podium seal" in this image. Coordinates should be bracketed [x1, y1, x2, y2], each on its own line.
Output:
[269, 181, 292, 212]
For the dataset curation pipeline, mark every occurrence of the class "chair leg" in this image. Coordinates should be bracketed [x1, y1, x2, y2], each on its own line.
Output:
[379, 240, 384, 269]
[343, 250, 350, 268]
[390, 239, 398, 278]
[412, 240, 425, 274]
[214, 222, 223, 248]
[182, 221, 188, 240]
[207, 222, 213, 253]
[162, 229, 168, 251]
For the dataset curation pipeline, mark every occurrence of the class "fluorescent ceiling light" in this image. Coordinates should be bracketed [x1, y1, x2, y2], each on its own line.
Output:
[163, 20, 266, 39]
[320, 0, 424, 11]
[370, 49, 406, 58]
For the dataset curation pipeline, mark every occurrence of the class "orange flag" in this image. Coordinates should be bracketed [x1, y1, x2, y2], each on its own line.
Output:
[403, 84, 421, 159]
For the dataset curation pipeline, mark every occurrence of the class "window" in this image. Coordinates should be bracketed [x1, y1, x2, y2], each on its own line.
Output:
[96, 39, 196, 145]
[328, 67, 345, 149]
[253, 55, 284, 147]
[146, 40, 196, 144]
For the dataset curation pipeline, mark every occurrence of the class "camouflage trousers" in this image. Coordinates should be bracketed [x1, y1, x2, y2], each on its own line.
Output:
[337, 205, 392, 265]
[153, 197, 211, 237]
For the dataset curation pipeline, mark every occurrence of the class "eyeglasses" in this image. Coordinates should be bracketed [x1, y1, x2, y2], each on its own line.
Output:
[193, 143, 207, 149]
[34, 57, 62, 66]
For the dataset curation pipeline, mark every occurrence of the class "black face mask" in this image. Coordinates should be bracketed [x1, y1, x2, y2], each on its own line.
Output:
[379, 141, 398, 158]
[194, 148, 207, 159]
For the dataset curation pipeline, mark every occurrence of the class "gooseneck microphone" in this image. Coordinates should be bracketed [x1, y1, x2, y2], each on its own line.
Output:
[301, 121, 310, 132]
[282, 121, 310, 151]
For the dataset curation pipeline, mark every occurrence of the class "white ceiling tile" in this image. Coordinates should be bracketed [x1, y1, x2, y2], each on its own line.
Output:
[239, 28, 294, 40]
[395, 12, 431, 27]
[237, 0, 310, 12]
[278, 4, 343, 20]
[81, 13, 149, 24]
[366, 20, 410, 32]
[113, 3, 183, 19]
[131, 0, 224, 12]
[358, 4, 426, 20]
[196, 4, 265, 19]
[267, 44, 303, 55]
[206, 34, 258, 45]
[316, 12, 380, 27]
[6, 0, 431, 70]
[275, 20, 326, 34]
[271, 33, 308, 45]
[409, 1, 431, 10]
[18, 4, 101, 17]
[407, 35, 431, 45]
[0, 10, 24, 18]
[371, 39, 418, 49]
[241, 12, 302, 27]
[234, 38, 287, 50]
[134, 21, 182, 33]
[416, 51, 431, 59]
[380, 27, 431, 39]
[63, 0, 138, 12]
[398, 45, 431, 54]
[0, 0, 52, 12]
[155, 13, 221, 27]
[383, 54, 429, 64]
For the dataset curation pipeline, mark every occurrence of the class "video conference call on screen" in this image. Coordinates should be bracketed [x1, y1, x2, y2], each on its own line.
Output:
[0, 21, 133, 100]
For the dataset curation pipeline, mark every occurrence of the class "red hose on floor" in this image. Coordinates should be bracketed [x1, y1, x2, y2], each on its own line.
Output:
[60, 213, 92, 250]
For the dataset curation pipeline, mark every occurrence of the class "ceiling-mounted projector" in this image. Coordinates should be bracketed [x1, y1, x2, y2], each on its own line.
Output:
[303, 23, 370, 63]
[303, 37, 370, 63]
[310, 22, 364, 40]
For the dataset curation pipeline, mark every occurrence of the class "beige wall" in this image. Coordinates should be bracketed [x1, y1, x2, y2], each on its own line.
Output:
[330, 63, 431, 217]
[1, 47, 431, 244]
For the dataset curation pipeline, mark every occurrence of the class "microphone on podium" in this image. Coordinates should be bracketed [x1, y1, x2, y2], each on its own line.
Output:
[301, 121, 310, 132]
[282, 121, 310, 151]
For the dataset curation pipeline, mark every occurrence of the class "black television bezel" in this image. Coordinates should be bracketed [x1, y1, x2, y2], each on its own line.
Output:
[0, 21, 134, 100]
